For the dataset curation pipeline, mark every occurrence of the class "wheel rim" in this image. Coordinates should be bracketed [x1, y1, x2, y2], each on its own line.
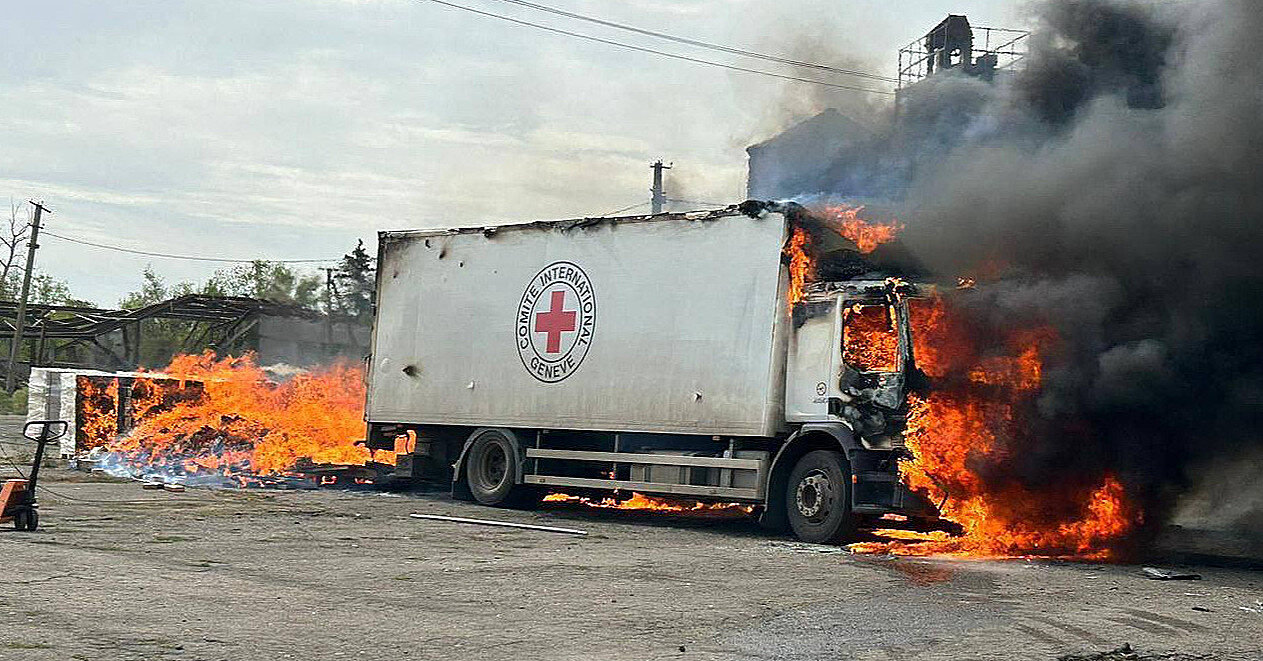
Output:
[475, 442, 508, 491]
[794, 469, 834, 523]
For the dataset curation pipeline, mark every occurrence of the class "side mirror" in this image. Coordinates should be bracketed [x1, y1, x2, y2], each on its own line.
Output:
[23, 420, 69, 441]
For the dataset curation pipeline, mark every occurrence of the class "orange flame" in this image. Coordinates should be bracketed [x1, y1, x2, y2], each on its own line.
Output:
[850, 295, 1137, 559]
[76, 376, 119, 451]
[823, 205, 902, 254]
[785, 225, 815, 306]
[543, 492, 754, 515]
[105, 352, 387, 479]
[842, 304, 900, 372]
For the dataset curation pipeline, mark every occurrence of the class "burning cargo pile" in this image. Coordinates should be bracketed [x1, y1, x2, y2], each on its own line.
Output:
[27, 354, 391, 488]
[26, 367, 203, 458]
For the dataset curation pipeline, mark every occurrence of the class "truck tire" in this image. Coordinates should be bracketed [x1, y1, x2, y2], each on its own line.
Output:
[465, 430, 524, 506]
[785, 450, 854, 544]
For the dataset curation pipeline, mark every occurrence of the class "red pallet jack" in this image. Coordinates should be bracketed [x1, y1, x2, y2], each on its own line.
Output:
[1, 420, 68, 531]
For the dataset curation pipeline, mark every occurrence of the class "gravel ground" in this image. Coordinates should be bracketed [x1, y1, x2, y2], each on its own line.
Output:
[1, 417, 1260, 661]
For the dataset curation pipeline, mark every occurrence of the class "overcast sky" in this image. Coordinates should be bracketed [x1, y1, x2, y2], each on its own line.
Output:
[1, 0, 1022, 306]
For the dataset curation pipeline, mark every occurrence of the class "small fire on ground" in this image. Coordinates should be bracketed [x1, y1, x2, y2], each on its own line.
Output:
[92, 352, 390, 487]
[543, 492, 755, 515]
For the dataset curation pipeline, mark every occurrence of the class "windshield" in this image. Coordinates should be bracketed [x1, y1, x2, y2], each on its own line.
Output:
[842, 303, 900, 373]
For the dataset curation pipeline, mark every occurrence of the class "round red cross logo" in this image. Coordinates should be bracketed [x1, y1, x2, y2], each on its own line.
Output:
[516, 261, 596, 383]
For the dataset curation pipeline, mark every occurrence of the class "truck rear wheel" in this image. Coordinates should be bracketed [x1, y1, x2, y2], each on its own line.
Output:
[785, 450, 854, 544]
[465, 430, 526, 506]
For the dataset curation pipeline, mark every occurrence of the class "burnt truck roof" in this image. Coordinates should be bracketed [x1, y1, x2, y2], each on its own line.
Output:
[378, 203, 760, 242]
[378, 199, 936, 288]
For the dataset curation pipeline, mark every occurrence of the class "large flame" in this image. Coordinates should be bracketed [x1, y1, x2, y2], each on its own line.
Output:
[823, 205, 902, 254]
[780, 208, 1136, 558]
[784, 225, 814, 306]
[851, 295, 1137, 558]
[103, 352, 390, 481]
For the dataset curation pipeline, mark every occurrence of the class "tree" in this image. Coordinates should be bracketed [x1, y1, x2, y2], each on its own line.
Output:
[0, 199, 74, 305]
[31, 273, 71, 305]
[333, 239, 374, 320]
[0, 200, 31, 300]
[119, 267, 197, 367]
[205, 260, 321, 308]
[114, 245, 370, 368]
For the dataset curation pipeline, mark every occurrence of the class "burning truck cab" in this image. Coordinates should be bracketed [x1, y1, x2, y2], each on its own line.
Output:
[777, 278, 945, 537]
[364, 200, 945, 543]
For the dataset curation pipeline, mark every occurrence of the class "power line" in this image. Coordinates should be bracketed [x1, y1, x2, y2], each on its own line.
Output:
[42, 230, 338, 264]
[487, 0, 898, 84]
[421, 0, 895, 95]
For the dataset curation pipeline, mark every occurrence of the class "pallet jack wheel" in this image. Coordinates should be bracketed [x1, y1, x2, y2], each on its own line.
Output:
[13, 509, 30, 531]
[25, 509, 38, 532]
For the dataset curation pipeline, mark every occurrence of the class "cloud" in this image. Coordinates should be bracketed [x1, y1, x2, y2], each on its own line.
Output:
[0, 0, 1017, 303]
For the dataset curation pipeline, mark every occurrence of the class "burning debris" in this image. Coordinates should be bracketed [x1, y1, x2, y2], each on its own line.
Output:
[45, 353, 390, 488]
[542, 492, 755, 515]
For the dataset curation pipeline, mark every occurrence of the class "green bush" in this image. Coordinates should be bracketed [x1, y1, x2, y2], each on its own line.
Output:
[0, 388, 29, 415]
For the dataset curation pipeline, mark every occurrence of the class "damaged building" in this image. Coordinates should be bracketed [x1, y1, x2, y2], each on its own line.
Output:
[746, 15, 1029, 202]
[0, 294, 370, 385]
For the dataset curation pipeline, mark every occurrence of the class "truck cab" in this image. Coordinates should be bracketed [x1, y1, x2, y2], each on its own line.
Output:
[773, 279, 938, 542]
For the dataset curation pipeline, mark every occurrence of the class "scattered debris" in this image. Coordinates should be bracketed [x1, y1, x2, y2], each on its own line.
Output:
[1140, 567, 1202, 581]
[409, 513, 587, 536]
[1237, 601, 1263, 614]
[766, 540, 850, 554]
[1058, 643, 1216, 660]
[1191, 606, 1212, 613]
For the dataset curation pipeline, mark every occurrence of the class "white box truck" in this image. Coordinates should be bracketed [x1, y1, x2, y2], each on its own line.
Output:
[364, 201, 939, 542]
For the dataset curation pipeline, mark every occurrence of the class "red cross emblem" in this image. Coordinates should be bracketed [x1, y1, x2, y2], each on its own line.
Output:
[533, 290, 577, 353]
[516, 261, 596, 383]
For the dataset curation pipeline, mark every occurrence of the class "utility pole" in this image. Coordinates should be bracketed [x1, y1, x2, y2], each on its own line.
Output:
[6, 201, 50, 392]
[325, 265, 341, 314]
[323, 267, 337, 348]
[650, 160, 671, 214]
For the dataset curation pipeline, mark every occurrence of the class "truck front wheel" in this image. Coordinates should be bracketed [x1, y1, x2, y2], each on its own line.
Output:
[785, 450, 855, 544]
[465, 430, 526, 506]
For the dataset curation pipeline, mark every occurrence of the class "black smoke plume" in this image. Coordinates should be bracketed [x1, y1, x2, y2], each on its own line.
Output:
[780, 0, 1263, 542]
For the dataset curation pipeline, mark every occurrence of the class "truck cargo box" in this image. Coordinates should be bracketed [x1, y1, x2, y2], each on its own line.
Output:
[368, 208, 792, 437]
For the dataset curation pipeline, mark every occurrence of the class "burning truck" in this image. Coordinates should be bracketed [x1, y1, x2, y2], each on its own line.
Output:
[46, 199, 1130, 555]
[363, 200, 1010, 544]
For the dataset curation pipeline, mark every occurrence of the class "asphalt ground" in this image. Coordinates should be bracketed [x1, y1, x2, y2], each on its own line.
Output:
[1, 417, 1260, 660]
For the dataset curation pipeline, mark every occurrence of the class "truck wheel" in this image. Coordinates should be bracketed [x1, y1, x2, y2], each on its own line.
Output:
[465, 430, 522, 506]
[785, 450, 854, 544]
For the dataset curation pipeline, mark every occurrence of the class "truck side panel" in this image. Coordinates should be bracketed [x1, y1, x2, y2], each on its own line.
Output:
[368, 211, 789, 437]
